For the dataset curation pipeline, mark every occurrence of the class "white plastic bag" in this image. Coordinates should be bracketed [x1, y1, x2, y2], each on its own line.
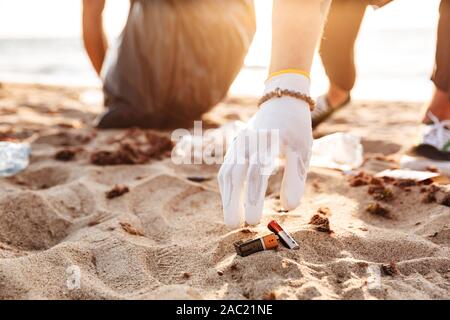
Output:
[310, 132, 364, 171]
[0, 142, 31, 177]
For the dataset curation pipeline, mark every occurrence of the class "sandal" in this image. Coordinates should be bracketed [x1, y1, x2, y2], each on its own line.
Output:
[312, 94, 351, 128]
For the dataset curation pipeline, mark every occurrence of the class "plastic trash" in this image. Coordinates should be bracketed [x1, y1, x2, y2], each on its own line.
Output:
[400, 154, 450, 176]
[0, 142, 31, 177]
[310, 132, 364, 171]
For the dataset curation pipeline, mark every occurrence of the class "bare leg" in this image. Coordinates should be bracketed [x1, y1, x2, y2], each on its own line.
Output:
[82, 0, 108, 76]
[319, 0, 368, 107]
[422, 88, 450, 123]
[422, 0, 450, 123]
[270, 0, 331, 74]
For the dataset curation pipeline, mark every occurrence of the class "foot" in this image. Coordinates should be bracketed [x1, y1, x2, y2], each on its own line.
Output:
[327, 85, 351, 109]
[422, 88, 450, 124]
[409, 112, 450, 161]
[312, 85, 351, 128]
[94, 105, 155, 129]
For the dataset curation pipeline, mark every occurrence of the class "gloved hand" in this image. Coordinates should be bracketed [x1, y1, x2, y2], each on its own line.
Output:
[218, 73, 313, 228]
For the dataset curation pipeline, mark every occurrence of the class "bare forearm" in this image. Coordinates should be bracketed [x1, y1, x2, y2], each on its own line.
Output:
[82, 0, 107, 76]
[270, 0, 331, 74]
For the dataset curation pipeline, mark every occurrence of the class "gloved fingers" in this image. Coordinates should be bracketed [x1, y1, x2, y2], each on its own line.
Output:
[218, 163, 247, 228]
[244, 153, 277, 225]
[294, 129, 313, 166]
[218, 140, 248, 228]
[280, 148, 308, 210]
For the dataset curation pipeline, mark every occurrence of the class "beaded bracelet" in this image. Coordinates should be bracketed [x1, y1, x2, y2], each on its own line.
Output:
[257, 87, 315, 111]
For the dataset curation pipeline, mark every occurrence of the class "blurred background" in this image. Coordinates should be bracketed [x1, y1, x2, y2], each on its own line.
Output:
[0, 0, 440, 102]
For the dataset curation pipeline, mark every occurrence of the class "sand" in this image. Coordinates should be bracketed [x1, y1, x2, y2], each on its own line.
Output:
[0, 83, 449, 300]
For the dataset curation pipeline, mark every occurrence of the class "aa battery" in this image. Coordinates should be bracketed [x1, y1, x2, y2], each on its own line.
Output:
[234, 233, 278, 257]
[267, 220, 299, 250]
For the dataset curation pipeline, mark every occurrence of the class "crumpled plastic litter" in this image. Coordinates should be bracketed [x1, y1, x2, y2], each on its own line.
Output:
[310, 132, 364, 171]
[0, 142, 31, 177]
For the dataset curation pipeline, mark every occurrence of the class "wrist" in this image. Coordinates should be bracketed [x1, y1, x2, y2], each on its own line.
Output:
[263, 72, 310, 95]
[268, 69, 310, 81]
[261, 72, 314, 111]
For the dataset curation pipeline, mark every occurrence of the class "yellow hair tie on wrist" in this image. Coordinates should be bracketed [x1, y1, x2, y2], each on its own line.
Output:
[267, 69, 310, 81]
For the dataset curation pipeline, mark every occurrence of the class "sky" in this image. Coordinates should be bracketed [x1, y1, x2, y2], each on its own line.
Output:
[0, 0, 129, 39]
[0, 0, 438, 39]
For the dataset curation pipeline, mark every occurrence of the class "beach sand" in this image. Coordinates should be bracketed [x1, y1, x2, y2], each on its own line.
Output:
[0, 83, 449, 300]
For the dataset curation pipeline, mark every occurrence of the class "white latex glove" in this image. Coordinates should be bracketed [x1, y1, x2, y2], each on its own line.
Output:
[218, 73, 313, 228]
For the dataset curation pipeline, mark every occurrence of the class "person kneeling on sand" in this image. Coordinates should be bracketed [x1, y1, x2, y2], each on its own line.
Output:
[82, 0, 256, 129]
